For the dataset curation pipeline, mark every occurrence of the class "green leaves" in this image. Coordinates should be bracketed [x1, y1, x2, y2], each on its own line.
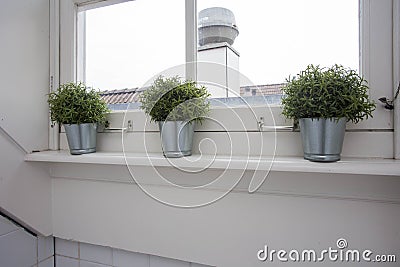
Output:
[48, 82, 110, 124]
[139, 76, 210, 123]
[281, 64, 376, 123]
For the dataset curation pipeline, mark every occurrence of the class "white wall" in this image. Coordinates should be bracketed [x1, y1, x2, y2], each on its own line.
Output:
[51, 170, 400, 267]
[0, 0, 52, 235]
[198, 43, 240, 98]
[0, 1, 399, 266]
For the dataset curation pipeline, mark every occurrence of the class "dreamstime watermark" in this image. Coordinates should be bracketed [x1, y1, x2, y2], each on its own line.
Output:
[257, 238, 397, 263]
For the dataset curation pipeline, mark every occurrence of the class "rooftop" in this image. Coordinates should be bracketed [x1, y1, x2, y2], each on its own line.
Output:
[100, 84, 284, 104]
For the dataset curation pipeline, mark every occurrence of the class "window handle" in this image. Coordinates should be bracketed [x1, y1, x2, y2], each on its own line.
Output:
[102, 120, 133, 133]
[258, 117, 294, 132]
[379, 82, 400, 110]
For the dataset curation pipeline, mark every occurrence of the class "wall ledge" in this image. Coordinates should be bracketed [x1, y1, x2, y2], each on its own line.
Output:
[25, 150, 400, 205]
[25, 150, 400, 176]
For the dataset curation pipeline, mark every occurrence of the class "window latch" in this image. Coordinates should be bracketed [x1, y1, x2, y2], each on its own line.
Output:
[102, 120, 133, 133]
[379, 82, 400, 110]
[258, 117, 294, 132]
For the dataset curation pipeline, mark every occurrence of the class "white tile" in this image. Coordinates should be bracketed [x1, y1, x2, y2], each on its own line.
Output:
[150, 255, 190, 267]
[0, 229, 37, 267]
[56, 255, 79, 267]
[113, 248, 149, 267]
[0, 216, 20, 236]
[38, 236, 54, 262]
[80, 259, 112, 267]
[191, 263, 211, 267]
[80, 242, 113, 265]
[38, 256, 54, 267]
[55, 238, 79, 258]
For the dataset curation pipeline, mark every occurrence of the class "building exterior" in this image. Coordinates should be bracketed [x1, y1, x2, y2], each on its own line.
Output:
[100, 84, 285, 109]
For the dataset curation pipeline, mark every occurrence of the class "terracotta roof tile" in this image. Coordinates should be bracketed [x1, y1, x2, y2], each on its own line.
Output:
[100, 88, 142, 104]
[100, 84, 285, 105]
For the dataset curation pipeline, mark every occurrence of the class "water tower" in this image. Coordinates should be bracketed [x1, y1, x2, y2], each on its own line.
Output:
[198, 7, 239, 46]
[197, 7, 240, 98]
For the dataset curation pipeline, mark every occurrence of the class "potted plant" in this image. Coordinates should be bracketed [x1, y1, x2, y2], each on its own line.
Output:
[139, 76, 210, 158]
[281, 64, 376, 162]
[48, 82, 110, 155]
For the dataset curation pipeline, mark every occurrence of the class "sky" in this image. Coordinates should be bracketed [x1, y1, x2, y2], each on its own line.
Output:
[83, 0, 359, 91]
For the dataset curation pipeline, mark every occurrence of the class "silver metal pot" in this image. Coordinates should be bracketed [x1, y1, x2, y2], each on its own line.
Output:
[299, 118, 346, 162]
[158, 121, 195, 158]
[64, 123, 97, 155]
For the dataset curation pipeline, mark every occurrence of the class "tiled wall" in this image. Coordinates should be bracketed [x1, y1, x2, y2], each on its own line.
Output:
[55, 238, 212, 267]
[0, 214, 211, 267]
[0, 215, 54, 267]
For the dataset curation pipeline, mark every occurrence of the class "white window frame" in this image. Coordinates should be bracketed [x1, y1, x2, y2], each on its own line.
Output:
[51, 0, 399, 159]
[393, 0, 400, 159]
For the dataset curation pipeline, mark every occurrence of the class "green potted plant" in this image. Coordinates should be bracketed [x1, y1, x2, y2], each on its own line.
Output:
[139, 76, 210, 157]
[281, 64, 376, 162]
[48, 82, 110, 155]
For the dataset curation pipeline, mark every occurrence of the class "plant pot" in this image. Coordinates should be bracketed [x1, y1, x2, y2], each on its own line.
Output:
[299, 118, 346, 162]
[64, 123, 97, 155]
[158, 121, 195, 158]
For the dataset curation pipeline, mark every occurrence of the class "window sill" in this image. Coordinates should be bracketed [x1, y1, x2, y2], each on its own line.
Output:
[25, 150, 400, 177]
[25, 150, 400, 204]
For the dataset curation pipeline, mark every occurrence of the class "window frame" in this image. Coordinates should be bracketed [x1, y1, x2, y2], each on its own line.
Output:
[52, 0, 399, 158]
[393, 0, 400, 159]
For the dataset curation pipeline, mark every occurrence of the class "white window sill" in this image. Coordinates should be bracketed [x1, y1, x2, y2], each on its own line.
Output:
[25, 150, 400, 177]
[25, 150, 400, 204]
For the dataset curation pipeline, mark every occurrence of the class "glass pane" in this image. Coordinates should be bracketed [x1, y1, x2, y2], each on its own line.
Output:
[81, 0, 185, 91]
[197, 0, 359, 101]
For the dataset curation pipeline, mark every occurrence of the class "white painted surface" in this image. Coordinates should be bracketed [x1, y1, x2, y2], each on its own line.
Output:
[57, 107, 394, 158]
[357, 0, 393, 130]
[51, 178, 400, 267]
[0, 0, 52, 235]
[0, 0, 49, 152]
[393, 0, 400, 158]
[0, 132, 52, 235]
[59, 0, 394, 131]
[185, 0, 197, 81]
[49, 0, 60, 151]
[0, 1, 398, 267]
[227, 46, 240, 97]
[198, 44, 240, 97]
[25, 150, 400, 176]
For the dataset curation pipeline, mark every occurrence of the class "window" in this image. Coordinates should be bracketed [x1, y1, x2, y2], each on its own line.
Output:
[56, 0, 396, 158]
[78, 0, 185, 91]
[78, 0, 360, 102]
[196, 0, 359, 100]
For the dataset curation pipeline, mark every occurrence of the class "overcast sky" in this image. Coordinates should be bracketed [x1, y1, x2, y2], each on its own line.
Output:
[84, 0, 359, 91]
